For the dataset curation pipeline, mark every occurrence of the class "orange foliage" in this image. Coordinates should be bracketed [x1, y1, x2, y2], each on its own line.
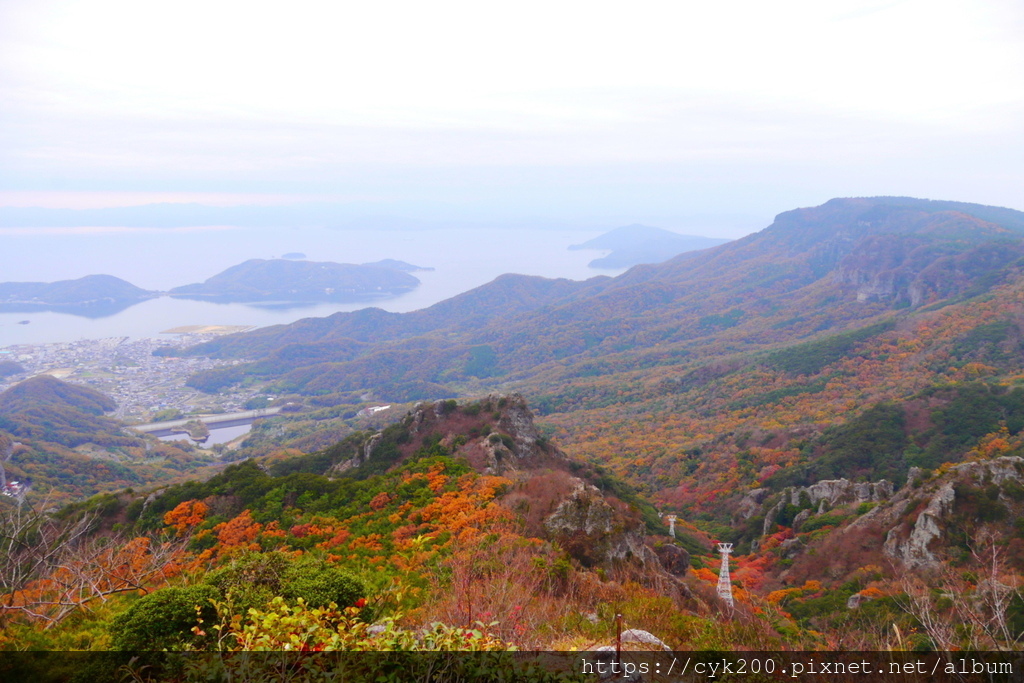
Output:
[859, 586, 885, 599]
[2, 535, 183, 625]
[163, 499, 208, 537]
[426, 464, 449, 492]
[262, 521, 287, 541]
[693, 567, 717, 583]
[214, 510, 262, 551]
[766, 587, 800, 604]
[349, 534, 384, 552]
[971, 426, 1015, 459]
[369, 492, 392, 510]
[733, 553, 775, 591]
[316, 528, 351, 550]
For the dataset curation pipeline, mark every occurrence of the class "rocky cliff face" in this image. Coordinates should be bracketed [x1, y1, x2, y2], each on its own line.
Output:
[833, 233, 1024, 307]
[328, 394, 551, 476]
[741, 478, 894, 536]
[743, 457, 1024, 581]
[544, 480, 657, 568]
[326, 394, 667, 571]
[879, 457, 1024, 569]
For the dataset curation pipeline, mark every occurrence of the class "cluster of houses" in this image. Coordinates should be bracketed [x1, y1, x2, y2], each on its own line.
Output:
[1, 479, 27, 498]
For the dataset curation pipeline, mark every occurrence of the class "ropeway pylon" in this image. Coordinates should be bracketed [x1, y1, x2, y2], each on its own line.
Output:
[665, 514, 677, 538]
[717, 543, 734, 608]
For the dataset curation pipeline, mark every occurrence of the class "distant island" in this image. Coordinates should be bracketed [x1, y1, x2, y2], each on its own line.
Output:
[168, 258, 421, 303]
[0, 274, 155, 317]
[0, 259, 430, 316]
[570, 224, 730, 268]
[281, 252, 306, 260]
[361, 259, 434, 273]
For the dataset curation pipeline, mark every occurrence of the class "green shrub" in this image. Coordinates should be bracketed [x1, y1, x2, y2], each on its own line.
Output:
[800, 513, 847, 533]
[282, 562, 365, 610]
[110, 585, 219, 650]
[488, 433, 515, 450]
[204, 551, 290, 616]
[204, 551, 366, 616]
[206, 551, 290, 591]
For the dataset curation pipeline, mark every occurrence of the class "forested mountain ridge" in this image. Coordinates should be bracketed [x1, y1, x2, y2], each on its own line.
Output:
[0, 374, 113, 412]
[167, 196, 1024, 401]
[4, 395, 757, 662]
[155, 195, 1024, 528]
[0, 376, 212, 499]
[11, 197, 1024, 656]
[161, 272, 605, 359]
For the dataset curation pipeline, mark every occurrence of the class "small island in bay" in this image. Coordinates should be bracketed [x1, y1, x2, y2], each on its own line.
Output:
[168, 258, 421, 303]
[170, 419, 210, 443]
[0, 274, 156, 317]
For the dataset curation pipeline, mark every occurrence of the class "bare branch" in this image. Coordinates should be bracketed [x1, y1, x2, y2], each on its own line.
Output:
[0, 497, 184, 626]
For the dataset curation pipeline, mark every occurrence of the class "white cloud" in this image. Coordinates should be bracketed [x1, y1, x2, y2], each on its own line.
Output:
[5, 0, 1021, 122]
[0, 0, 1021, 215]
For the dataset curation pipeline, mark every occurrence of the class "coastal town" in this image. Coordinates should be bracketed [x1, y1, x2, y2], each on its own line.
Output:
[0, 329, 265, 423]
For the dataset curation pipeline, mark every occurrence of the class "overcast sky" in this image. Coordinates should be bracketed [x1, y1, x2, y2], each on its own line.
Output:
[1, 0, 1022, 235]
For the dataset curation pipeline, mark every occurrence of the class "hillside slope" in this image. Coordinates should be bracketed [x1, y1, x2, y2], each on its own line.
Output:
[0, 376, 212, 499]
[170, 197, 1024, 401]
[154, 197, 1024, 532]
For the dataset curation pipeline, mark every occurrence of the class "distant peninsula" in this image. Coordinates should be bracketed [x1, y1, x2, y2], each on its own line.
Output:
[361, 259, 434, 273]
[0, 274, 155, 317]
[168, 258, 421, 303]
[570, 224, 730, 268]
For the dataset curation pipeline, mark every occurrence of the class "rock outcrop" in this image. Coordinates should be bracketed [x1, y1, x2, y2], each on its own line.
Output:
[493, 396, 543, 461]
[881, 457, 1024, 569]
[544, 481, 656, 568]
[882, 482, 954, 569]
[755, 478, 894, 535]
[763, 456, 1024, 580]
[834, 232, 1024, 308]
[654, 543, 691, 577]
[328, 431, 381, 475]
[324, 393, 667, 572]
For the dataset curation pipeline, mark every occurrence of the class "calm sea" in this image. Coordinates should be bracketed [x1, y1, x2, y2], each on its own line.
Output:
[0, 227, 618, 346]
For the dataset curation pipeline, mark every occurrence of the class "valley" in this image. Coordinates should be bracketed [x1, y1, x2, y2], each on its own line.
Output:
[5, 196, 1024, 662]
[0, 334, 258, 422]
[5, 0, 1020, 669]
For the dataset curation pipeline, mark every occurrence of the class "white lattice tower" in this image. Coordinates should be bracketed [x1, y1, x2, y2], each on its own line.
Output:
[666, 514, 677, 538]
[716, 543, 734, 608]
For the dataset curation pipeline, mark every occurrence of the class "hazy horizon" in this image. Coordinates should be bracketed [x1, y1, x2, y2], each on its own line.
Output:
[2, 0, 1022, 240]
